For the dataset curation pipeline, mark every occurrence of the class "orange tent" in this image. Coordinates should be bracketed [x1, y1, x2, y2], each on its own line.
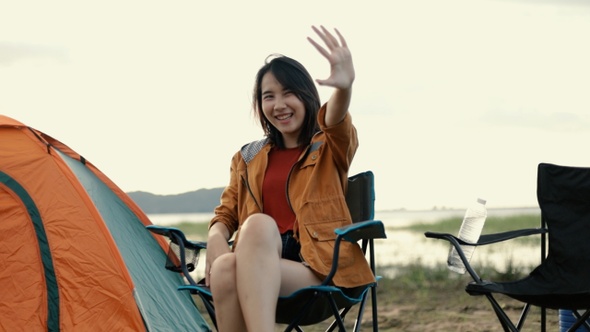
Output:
[0, 115, 209, 331]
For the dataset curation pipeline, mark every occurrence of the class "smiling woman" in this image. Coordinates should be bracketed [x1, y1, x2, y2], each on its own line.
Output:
[256, 56, 318, 149]
[200, 26, 374, 332]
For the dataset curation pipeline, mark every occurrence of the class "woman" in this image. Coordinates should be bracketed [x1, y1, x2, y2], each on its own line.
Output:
[205, 25, 374, 332]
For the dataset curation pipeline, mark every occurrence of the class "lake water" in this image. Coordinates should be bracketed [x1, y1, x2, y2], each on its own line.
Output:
[147, 207, 543, 277]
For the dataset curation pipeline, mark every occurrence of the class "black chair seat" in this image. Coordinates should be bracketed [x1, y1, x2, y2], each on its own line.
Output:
[466, 278, 590, 310]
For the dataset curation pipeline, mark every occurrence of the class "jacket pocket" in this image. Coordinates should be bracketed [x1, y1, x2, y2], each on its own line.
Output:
[304, 220, 355, 269]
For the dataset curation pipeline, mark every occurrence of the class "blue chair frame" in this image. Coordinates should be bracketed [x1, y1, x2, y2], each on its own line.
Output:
[147, 171, 386, 331]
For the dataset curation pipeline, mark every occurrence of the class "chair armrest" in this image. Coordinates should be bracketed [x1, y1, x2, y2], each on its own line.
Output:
[478, 228, 546, 245]
[425, 227, 546, 246]
[146, 225, 207, 250]
[321, 220, 386, 286]
[178, 284, 211, 296]
[424, 231, 470, 244]
[335, 220, 387, 243]
[425, 227, 547, 281]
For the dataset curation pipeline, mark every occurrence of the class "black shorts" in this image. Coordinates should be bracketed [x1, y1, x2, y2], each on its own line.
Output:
[281, 231, 302, 262]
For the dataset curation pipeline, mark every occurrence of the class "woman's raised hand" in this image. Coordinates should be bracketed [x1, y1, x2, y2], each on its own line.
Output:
[307, 26, 355, 90]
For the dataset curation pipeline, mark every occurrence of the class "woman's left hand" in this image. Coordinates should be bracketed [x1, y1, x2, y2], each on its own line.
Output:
[308, 26, 355, 90]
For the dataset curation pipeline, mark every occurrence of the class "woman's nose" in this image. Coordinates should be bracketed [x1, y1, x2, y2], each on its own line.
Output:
[273, 96, 286, 110]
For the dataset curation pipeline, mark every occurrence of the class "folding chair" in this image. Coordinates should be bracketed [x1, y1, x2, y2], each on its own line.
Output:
[147, 170, 386, 331]
[424, 163, 590, 332]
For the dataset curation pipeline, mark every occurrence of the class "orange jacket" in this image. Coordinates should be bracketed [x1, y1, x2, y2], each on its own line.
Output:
[210, 104, 374, 288]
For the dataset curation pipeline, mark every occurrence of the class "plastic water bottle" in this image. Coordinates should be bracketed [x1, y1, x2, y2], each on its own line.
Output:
[447, 198, 487, 274]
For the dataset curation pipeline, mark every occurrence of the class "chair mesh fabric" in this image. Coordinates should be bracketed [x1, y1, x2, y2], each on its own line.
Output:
[466, 163, 590, 309]
[166, 241, 199, 273]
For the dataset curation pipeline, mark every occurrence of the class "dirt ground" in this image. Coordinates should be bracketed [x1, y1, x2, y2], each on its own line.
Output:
[367, 296, 560, 332]
[291, 289, 560, 331]
[195, 277, 562, 331]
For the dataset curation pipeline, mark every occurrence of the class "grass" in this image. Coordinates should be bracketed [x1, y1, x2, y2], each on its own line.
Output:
[401, 213, 540, 233]
[171, 221, 210, 240]
[170, 212, 543, 242]
[170, 213, 544, 275]
[398, 213, 543, 245]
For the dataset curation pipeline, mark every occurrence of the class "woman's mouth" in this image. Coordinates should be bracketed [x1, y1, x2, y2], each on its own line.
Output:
[275, 113, 293, 121]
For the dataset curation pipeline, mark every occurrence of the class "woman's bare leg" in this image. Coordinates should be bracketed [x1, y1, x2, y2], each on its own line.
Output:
[211, 213, 322, 331]
[209, 253, 247, 331]
[234, 214, 283, 331]
[278, 259, 322, 296]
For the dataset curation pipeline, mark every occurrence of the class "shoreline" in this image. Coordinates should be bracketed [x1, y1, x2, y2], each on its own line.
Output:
[147, 206, 541, 227]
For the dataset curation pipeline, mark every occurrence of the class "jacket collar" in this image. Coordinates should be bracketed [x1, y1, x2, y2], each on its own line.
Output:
[240, 138, 324, 165]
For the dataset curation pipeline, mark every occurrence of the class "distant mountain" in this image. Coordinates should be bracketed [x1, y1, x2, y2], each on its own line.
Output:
[127, 187, 224, 214]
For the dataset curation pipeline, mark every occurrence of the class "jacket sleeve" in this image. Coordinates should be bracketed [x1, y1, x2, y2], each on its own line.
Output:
[317, 103, 358, 172]
[209, 151, 240, 236]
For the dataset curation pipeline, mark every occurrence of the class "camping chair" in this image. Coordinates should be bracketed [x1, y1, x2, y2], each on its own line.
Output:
[147, 170, 386, 331]
[424, 163, 590, 332]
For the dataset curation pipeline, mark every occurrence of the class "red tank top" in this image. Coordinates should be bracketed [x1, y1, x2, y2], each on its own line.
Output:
[263, 146, 302, 234]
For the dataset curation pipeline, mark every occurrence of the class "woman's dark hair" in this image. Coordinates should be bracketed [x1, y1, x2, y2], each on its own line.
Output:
[253, 54, 321, 149]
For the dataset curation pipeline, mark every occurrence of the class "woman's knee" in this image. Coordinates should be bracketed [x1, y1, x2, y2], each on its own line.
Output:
[210, 253, 237, 295]
[239, 213, 280, 240]
[236, 214, 282, 254]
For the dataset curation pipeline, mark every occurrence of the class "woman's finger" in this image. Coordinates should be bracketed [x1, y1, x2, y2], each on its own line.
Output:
[307, 36, 330, 60]
[334, 28, 347, 48]
[311, 26, 331, 49]
[319, 26, 340, 49]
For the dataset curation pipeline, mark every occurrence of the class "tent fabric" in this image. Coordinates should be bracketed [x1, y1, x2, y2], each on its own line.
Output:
[0, 115, 210, 331]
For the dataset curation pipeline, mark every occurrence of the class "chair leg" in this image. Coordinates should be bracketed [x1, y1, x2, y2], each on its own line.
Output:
[283, 293, 322, 332]
[570, 309, 590, 332]
[326, 317, 338, 332]
[515, 303, 531, 330]
[484, 293, 519, 332]
[351, 286, 379, 332]
[197, 293, 217, 330]
[351, 291, 369, 332]
[327, 295, 347, 331]
[582, 315, 590, 331]
[326, 308, 350, 332]
[541, 307, 546, 332]
[371, 285, 378, 332]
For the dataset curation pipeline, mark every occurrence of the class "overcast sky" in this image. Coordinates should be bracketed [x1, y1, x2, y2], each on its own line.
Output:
[2, 0, 590, 211]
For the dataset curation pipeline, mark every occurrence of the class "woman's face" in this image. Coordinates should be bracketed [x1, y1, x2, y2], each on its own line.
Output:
[260, 72, 306, 148]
